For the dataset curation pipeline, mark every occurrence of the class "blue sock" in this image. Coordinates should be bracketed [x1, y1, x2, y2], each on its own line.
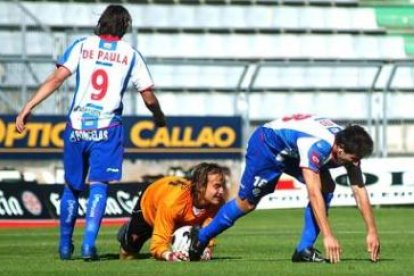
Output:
[199, 199, 246, 245]
[59, 185, 80, 247]
[82, 182, 108, 248]
[296, 193, 334, 252]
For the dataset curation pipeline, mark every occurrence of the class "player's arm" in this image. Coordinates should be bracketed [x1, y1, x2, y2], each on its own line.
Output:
[16, 66, 71, 133]
[347, 165, 380, 262]
[302, 168, 341, 263]
[150, 204, 188, 262]
[140, 88, 166, 127]
[130, 49, 166, 127]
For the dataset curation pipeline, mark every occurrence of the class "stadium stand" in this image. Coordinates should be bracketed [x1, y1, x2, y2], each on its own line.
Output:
[0, 31, 407, 59]
[7, 0, 360, 5]
[0, 3, 382, 33]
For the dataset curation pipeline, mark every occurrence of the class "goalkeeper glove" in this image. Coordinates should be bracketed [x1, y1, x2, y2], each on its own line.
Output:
[162, 251, 189, 262]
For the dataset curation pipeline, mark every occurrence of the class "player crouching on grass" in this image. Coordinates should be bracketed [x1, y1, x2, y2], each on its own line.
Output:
[188, 115, 381, 264]
[117, 162, 225, 261]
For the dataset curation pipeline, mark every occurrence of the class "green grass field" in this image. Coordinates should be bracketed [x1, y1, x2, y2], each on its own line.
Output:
[0, 207, 413, 275]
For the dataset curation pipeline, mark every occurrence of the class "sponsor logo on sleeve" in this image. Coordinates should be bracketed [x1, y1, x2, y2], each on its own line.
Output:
[310, 151, 321, 167]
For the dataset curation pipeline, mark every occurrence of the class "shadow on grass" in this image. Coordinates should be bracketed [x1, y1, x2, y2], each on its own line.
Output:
[218, 258, 291, 262]
[67, 253, 153, 262]
[210, 256, 243, 261]
[340, 258, 394, 263]
[211, 257, 394, 263]
[99, 252, 153, 261]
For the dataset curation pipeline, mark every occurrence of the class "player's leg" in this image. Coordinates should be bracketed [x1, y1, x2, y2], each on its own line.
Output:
[59, 126, 88, 260]
[59, 185, 82, 260]
[195, 195, 250, 247]
[81, 181, 108, 260]
[189, 127, 282, 261]
[117, 200, 152, 260]
[292, 169, 335, 262]
[82, 126, 124, 260]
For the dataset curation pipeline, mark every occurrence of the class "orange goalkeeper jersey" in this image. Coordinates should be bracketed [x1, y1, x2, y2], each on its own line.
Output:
[140, 176, 220, 260]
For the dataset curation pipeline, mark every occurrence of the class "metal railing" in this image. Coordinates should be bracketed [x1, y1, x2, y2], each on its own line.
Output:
[1, 56, 414, 157]
[2, 2, 413, 157]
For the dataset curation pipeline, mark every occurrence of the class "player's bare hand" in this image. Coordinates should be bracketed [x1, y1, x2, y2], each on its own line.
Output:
[366, 232, 380, 262]
[153, 113, 166, 127]
[164, 251, 189, 262]
[323, 235, 341, 264]
[15, 109, 31, 133]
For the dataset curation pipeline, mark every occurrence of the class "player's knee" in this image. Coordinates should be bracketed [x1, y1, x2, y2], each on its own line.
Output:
[64, 184, 82, 197]
[118, 223, 141, 253]
[236, 197, 256, 213]
[122, 239, 142, 254]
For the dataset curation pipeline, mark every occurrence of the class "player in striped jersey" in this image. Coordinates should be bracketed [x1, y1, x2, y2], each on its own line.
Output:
[189, 114, 380, 263]
[117, 163, 225, 261]
[15, 5, 166, 261]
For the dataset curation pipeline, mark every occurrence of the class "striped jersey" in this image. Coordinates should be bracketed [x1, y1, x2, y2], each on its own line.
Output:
[262, 114, 344, 172]
[57, 35, 153, 130]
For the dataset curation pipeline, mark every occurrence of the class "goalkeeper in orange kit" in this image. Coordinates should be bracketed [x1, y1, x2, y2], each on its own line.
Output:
[117, 162, 226, 261]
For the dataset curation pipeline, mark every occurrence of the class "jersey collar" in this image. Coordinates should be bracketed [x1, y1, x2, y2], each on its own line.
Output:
[192, 206, 206, 217]
[99, 34, 121, 42]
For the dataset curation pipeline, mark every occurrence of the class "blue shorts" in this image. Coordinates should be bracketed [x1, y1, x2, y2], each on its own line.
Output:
[239, 127, 335, 204]
[63, 124, 124, 191]
[239, 127, 284, 205]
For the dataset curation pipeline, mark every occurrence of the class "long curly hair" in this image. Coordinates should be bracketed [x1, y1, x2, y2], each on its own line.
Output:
[95, 5, 132, 38]
[187, 163, 225, 205]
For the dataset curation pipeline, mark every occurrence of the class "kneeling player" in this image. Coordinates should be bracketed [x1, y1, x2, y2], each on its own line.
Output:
[188, 115, 380, 263]
[117, 162, 225, 261]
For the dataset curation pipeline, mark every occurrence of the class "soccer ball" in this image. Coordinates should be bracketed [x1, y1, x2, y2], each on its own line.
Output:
[171, 225, 192, 253]
[171, 225, 212, 260]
